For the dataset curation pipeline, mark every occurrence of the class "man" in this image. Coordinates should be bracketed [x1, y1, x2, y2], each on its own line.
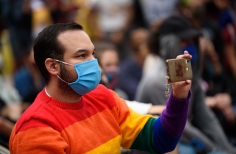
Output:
[9, 22, 191, 153]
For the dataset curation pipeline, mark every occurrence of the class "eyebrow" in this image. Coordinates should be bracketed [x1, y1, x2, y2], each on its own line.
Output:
[74, 48, 95, 54]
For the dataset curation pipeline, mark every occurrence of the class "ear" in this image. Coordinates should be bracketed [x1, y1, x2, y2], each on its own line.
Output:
[45, 58, 60, 75]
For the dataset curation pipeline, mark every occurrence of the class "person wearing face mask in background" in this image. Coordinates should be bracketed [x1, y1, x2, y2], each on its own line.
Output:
[94, 42, 128, 99]
[135, 15, 235, 154]
[9, 22, 192, 154]
[95, 42, 166, 116]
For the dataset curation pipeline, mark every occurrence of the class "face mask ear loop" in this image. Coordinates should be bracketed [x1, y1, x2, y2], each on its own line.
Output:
[54, 59, 74, 66]
[54, 59, 74, 84]
[57, 75, 69, 84]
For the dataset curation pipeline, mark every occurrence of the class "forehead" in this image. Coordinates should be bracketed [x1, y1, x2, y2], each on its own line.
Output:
[57, 30, 94, 54]
[102, 50, 118, 59]
[100, 50, 119, 65]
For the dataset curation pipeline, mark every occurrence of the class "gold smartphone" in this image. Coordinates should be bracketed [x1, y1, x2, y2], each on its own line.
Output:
[166, 58, 193, 83]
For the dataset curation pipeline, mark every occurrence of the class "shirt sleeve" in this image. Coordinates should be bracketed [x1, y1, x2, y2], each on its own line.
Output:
[110, 90, 153, 149]
[131, 91, 191, 153]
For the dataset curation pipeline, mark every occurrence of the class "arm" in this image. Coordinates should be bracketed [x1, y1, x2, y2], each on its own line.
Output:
[206, 93, 235, 124]
[148, 105, 166, 116]
[130, 91, 191, 153]
[112, 90, 190, 153]
[120, 51, 192, 153]
[151, 51, 192, 152]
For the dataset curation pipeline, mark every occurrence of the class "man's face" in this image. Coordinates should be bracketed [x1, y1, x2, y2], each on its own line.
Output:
[57, 30, 95, 88]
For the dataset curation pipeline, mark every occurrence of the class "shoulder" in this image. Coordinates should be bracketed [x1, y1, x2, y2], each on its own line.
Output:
[14, 92, 57, 134]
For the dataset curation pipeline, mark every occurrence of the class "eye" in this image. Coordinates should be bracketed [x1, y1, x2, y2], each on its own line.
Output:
[78, 54, 86, 58]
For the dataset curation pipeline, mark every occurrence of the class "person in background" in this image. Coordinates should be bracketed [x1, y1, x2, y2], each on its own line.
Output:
[118, 27, 149, 100]
[13, 46, 44, 103]
[135, 15, 235, 153]
[10, 22, 192, 154]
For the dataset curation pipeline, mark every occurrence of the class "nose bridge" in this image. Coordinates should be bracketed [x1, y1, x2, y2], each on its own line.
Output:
[88, 54, 95, 61]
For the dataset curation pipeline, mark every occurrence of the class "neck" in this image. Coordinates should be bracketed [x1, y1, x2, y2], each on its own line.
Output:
[46, 79, 81, 103]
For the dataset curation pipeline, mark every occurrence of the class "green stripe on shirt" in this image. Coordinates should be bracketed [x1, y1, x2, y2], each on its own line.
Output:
[130, 118, 157, 153]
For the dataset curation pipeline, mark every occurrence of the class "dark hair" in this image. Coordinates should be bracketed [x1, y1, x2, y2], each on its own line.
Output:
[33, 22, 83, 84]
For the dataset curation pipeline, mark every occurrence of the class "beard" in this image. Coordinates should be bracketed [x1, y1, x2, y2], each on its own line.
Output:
[58, 65, 79, 96]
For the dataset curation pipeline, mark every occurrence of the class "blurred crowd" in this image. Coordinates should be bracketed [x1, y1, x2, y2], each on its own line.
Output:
[1, 0, 236, 153]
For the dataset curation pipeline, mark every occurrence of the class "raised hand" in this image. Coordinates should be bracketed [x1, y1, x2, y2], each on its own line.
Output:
[172, 51, 192, 99]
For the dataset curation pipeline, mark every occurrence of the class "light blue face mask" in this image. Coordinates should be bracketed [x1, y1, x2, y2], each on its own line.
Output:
[55, 59, 101, 95]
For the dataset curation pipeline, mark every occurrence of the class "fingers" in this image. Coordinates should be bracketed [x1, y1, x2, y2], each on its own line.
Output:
[172, 80, 191, 87]
[185, 80, 191, 85]
[183, 50, 189, 54]
[171, 51, 192, 99]
[176, 50, 192, 59]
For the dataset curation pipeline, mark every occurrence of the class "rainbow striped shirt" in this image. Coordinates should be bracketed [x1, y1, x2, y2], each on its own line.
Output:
[10, 84, 190, 153]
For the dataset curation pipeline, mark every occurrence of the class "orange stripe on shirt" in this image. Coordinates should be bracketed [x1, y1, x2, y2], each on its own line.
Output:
[60, 107, 122, 153]
[10, 126, 69, 154]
